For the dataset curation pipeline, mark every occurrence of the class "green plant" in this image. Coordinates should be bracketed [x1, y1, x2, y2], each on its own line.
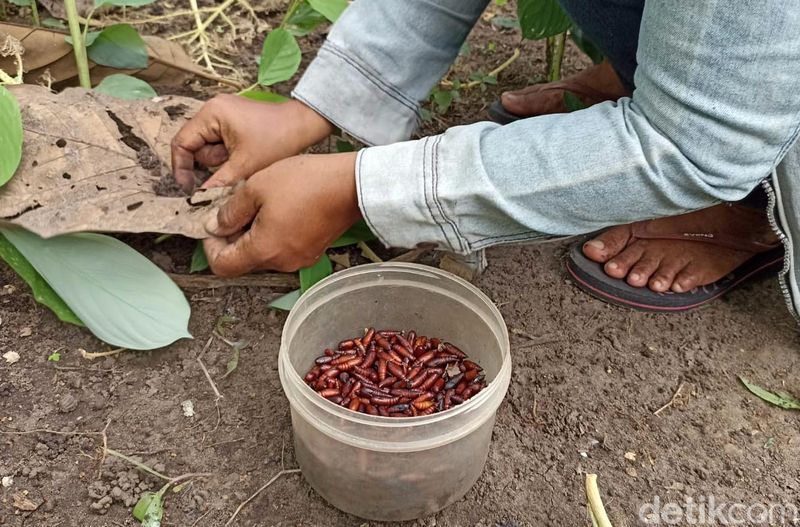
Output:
[516, 0, 603, 81]
[47, 350, 61, 361]
[740, 377, 800, 410]
[63, 0, 157, 98]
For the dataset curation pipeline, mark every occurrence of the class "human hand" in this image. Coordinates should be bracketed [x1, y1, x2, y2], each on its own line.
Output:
[203, 152, 361, 276]
[171, 94, 334, 192]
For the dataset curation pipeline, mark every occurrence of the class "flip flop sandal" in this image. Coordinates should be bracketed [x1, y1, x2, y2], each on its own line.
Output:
[564, 214, 785, 312]
[488, 80, 622, 124]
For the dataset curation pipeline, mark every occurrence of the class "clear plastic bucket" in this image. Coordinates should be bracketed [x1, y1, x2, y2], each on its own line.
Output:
[278, 263, 511, 521]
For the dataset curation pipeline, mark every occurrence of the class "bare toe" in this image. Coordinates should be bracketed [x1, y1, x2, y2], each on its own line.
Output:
[583, 224, 634, 263]
[603, 242, 644, 279]
[672, 266, 701, 293]
[626, 253, 661, 287]
[648, 258, 687, 292]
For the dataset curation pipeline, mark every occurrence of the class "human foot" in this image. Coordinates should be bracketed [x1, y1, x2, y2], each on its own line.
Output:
[499, 60, 630, 117]
[581, 204, 780, 294]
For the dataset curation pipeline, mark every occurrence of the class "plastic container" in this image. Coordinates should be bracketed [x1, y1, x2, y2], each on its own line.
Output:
[278, 263, 511, 521]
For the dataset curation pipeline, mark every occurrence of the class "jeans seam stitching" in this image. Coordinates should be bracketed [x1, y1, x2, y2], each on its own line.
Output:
[323, 42, 422, 120]
[431, 135, 467, 253]
[422, 137, 453, 250]
[355, 150, 389, 247]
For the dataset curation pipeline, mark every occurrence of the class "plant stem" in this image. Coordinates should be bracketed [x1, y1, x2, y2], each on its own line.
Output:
[279, 0, 302, 28]
[105, 448, 172, 481]
[29, 0, 40, 26]
[546, 31, 567, 82]
[585, 474, 613, 527]
[81, 7, 96, 41]
[64, 0, 91, 89]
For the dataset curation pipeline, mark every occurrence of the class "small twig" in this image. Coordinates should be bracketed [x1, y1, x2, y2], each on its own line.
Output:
[191, 510, 212, 527]
[441, 48, 520, 89]
[0, 426, 102, 436]
[169, 273, 299, 289]
[205, 437, 245, 449]
[80, 347, 126, 360]
[654, 381, 686, 416]
[105, 447, 172, 481]
[197, 337, 224, 400]
[388, 248, 431, 263]
[225, 469, 301, 526]
[358, 241, 383, 263]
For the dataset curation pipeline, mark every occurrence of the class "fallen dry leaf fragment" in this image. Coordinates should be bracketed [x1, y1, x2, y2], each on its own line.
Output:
[18, 326, 31, 337]
[13, 490, 42, 511]
[0, 85, 230, 239]
[3, 351, 20, 364]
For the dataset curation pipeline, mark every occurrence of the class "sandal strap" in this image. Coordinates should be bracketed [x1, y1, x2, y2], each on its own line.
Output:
[630, 205, 781, 253]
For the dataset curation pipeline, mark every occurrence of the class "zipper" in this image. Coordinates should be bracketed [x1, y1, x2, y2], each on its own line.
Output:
[761, 177, 800, 323]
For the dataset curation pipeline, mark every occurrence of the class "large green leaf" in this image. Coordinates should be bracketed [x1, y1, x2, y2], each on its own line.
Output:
[189, 241, 209, 273]
[258, 28, 301, 86]
[240, 90, 290, 103]
[268, 288, 301, 311]
[1, 229, 192, 350]
[740, 377, 800, 410]
[95, 0, 156, 7]
[307, 0, 348, 22]
[330, 219, 376, 248]
[0, 234, 83, 326]
[87, 24, 148, 69]
[0, 86, 23, 188]
[517, 0, 572, 40]
[94, 74, 157, 100]
[286, 1, 328, 36]
[570, 26, 603, 64]
[299, 253, 332, 293]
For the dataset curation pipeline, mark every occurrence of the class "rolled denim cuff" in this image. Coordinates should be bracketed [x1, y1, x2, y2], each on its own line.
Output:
[356, 137, 469, 254]
[292, 41, 421, 146]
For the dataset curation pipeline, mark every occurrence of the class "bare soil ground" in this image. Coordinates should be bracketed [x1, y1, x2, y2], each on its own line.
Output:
[2, 2, 799, 527]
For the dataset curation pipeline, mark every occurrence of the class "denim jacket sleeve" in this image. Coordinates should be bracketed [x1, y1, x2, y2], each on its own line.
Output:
[294, 0, 800, 253]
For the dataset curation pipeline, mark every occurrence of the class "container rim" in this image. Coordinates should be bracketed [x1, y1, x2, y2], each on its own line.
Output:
[278, 263, 512, 449]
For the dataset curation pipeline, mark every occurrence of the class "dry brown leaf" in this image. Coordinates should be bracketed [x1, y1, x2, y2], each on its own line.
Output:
[0, 84, 228, 239]
[0, 22, 237, 88]
[38, 0, 94, 19]
[13, 490, 42, 511]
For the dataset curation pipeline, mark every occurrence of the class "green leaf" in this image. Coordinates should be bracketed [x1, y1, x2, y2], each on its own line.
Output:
[490, 16, 519, 29]
[432, 89, 454, 114]
[307, 0, 348, 22]
[1, 229, 192, 350]
[95, 0, 156, 7]
[132, 491, 164, 526]
[258, 28, 301, 86]
[87, 24, 148, 69]
[517, 0, 573, 40]
[286, 1, 328, 36]
[563, 91, 587, 111]
[47, 351, 61, 362]
[739, 377, 800, 410]
[335, 139, 357, 153]
[268, 288, 301, 311]
[330, 219, 376, 248]
[42, 18, 68, 30]
[570, 26, 603, 64]
[0, 234, 83, 326]
[94, 74, 157, 100]
[221, 343, 242, 379]
[299, 253, 332, 293]
[8, 0, 31, 6]
[0, 87, 23, 188]
[65, 30, 100, 47]
[189, 241, 209, 273]
[240, 90, 290, 103]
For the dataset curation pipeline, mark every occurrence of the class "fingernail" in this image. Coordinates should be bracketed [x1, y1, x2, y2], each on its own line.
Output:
[629, 273, 640, 282]
[606, 262, 618, 270]
[502, 91, 519, 101]
[585, 240, 605, 251]
[205, 215, 219, 234]
[672, 283, 683, 293]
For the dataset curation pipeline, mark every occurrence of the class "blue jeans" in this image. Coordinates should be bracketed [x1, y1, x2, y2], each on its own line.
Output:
[292, 0, 800, 321]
